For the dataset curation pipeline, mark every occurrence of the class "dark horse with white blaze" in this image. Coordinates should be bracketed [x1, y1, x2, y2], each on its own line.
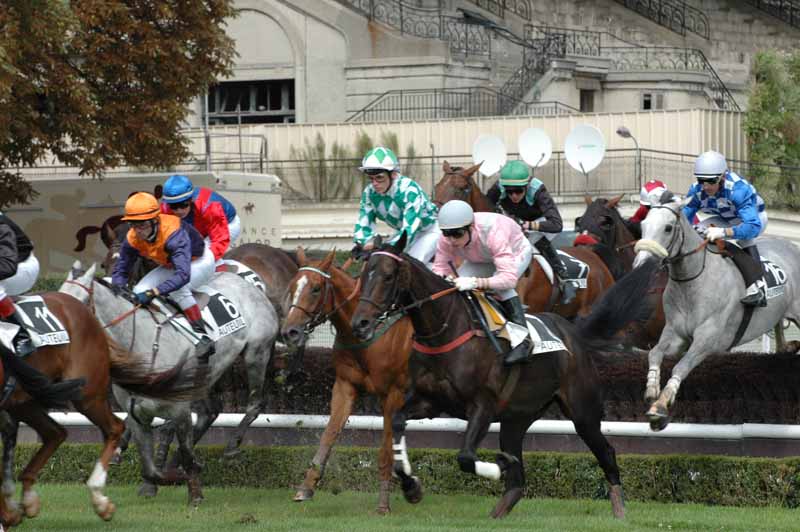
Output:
[350, 233, 658, 518]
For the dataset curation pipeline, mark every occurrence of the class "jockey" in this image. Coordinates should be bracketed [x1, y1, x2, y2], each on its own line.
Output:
[626, 179, 668, 238]
[0, 213, 39, 356]
[684, 150, 768, 307]
[433, 200, 534, 366]
[352, 146, 440, 263]
[487, 160, 577, 305]
[161, 174, 240, 271]
[113, 192, 216, 356]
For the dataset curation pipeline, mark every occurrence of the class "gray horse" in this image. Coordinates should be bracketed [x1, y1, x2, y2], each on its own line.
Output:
[633, 196, 800, 430]
[60, 262, 279, 504]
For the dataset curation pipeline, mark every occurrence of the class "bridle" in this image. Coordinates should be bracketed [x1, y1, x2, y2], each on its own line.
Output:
[644, 205, 709, 283]
[286, 266, 361, 336]
[63, 277, 141, 328]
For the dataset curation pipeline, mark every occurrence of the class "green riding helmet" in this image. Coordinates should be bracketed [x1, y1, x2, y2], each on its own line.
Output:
[359, 146, 400, 172]
[499, 160, 531, 187]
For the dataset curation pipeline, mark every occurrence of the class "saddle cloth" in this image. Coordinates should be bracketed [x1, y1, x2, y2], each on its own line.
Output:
[149, 285, 247, 345]
[722, 241, 787, 300]
[532, 250, 590, 289]
[220, 259, 266, 293]
[0, 295, 70, 355]
[474, 292, 566, 355]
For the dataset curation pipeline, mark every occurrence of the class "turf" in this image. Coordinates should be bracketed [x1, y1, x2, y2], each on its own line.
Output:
[16, 484, 800, 531]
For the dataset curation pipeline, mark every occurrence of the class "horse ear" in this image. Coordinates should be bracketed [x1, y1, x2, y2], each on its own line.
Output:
[320, 249, 335, 271]
[86, 263, 97, 278]
[443, 160, 452, 173]
[584, 194, 593, 205]
[607, 193, 624, 209]
[464, 162, 482, 177]
[296, 246, 308, 266]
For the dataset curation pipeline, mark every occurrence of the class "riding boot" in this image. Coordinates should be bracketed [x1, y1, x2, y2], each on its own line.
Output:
[184, 305, 215, 361]
[500, 296, 532, 366]
[0, 297, 34, 356]
[534, 238, 577, 305]
[739, 245, 767, 307]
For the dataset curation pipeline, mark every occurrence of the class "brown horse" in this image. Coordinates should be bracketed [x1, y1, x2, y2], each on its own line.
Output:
[575, 195, 667, 349]
[281, 249, 413, 514]
[0, 292, 201, 528]
[434, 161, 616, 319]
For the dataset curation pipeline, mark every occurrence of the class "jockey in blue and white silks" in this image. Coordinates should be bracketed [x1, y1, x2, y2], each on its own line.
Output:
[683, 151, 768, 307]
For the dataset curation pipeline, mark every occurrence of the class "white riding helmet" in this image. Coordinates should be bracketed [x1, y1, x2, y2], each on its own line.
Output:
[438, 200, 474, 229]
[694, 151, 727, 181]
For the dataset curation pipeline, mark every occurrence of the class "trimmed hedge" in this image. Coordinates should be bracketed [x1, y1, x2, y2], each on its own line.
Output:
[15, 444, 800, 507]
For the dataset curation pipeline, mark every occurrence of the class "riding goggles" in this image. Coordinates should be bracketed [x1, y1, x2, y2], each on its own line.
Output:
[505, 186, 526, 195]
[363, 168, 388, 177]
[695, 175, 722, 185]
[170, 200, 192, 209]
[442, 227, 468, 239]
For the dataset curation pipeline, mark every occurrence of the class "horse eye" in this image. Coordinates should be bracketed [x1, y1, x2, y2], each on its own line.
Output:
[574, 217, 582, 228]
[599, 216, 613, 227]
[311, 285, 321, 294]
[665, 225, 673, 233]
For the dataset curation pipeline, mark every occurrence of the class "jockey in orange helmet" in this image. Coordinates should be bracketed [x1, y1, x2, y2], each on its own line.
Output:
[112, 192, 216, 356]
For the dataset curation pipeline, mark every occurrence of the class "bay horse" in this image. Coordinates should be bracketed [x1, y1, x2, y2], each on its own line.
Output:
[0, 291, 203, 528]
[434, 161, 616, 319]
[281, 249, 412, 514]
[633, 195, 800, 431]
[575, 195, 667, 349]
[350, 232, 658, 518]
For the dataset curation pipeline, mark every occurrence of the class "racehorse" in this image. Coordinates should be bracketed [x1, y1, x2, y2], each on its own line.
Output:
[350, 233, 658, 518]
[434, 162, 616, 318]
[575, 195, 667, 349]
[0, 291, 203, 528]
[281, 249, 413, 514]
[60, 262, 279, 505]
[632, 194, 800, 431]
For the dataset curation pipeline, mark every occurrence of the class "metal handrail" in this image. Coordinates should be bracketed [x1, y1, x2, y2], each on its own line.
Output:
[465, 0, 532, 21]
[742, 0, 800, 29]
[612, 0, 711, 39]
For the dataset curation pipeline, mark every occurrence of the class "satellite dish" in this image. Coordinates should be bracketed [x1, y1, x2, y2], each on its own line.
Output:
[564, 125, 606, 174]
[471, 135, 507, 177]
[518, 128, 552, 169]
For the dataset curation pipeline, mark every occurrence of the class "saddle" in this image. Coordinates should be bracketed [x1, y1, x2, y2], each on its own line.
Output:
[0, 296, 70, 355]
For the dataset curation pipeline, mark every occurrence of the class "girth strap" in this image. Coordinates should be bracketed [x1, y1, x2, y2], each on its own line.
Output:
[412, 329, 483, 355]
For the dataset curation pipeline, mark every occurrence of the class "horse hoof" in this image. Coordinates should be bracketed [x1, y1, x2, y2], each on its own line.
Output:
[490, 488, 523, 519]
[137, 482, 158, 498]
[609, 484, 625, 519]
[97, 500, 116, 521]
[401, 476, 423, 504]
[109, 448, 123, 466]
[2, 506, 23, 527]
[22, 490, 40, 518]
[375, 505, 391, 516]
[293, 487, 314, 502]
[646, 406, 671, 432]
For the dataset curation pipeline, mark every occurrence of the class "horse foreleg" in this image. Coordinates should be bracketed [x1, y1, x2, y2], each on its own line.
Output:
[491, 418, 530, 519]
[110, 421, 132, 466]
[9, 406, 68, 519]
[644, 327, 687, 403]
[375, 385, 405, 515]
[0, 414, 20, 527]
[456, 401, 496, 481]
[648, 335, 714, 431]
[390, 391, 437, 505]
[295, 378, 357, 503]
[224, 346, 270, 459]
[78, 397, 125, 521]
[173, 413, 203, 507]
[137, 420, 175, 498]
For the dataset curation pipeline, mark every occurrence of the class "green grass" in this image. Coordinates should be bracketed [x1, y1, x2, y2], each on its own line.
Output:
[19, 485, 800, 531]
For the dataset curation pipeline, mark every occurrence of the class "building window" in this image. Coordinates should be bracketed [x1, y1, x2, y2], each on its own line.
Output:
[579, 90, 594, 113]
[208, 80, 295, 124]
[641, 92, 665, 111]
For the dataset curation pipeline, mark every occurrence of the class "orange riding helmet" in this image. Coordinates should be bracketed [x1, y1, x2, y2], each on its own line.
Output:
[122, 192, 160, 221]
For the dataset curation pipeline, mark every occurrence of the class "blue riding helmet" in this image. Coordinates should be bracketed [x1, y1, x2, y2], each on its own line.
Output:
[162, 175, 195, 204]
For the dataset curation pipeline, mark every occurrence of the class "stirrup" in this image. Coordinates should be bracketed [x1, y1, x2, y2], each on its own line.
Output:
[195, 335, 215, 362]
[740, 281, 767, 308]
[13, 332, 35, 357]
[559, 280, 577, 305]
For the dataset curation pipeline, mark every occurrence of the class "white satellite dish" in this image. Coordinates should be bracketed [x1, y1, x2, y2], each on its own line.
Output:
[564, 124, 606, 175]
[518, 128, 552, 169]
[471, 135, 507, 177]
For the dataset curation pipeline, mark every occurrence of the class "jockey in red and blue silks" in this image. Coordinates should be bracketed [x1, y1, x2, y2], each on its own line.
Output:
[683, 151, 768, 307]
[161, 175, 240, 271]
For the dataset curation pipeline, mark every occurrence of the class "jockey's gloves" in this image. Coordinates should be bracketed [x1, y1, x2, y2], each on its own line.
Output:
[455, 277, 479, 292]
[705, 227, 726, 242]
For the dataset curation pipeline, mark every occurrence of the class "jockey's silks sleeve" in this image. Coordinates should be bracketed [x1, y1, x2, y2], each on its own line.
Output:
[353, 176, 437, 246]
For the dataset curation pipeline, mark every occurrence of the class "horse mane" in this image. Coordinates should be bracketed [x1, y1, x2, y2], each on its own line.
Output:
[588, 243, 627, 281]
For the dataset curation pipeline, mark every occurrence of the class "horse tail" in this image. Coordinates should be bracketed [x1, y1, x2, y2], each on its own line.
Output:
[3, 350, 85, 408]
[74, 226, 102, 252]
[106, 337, 208, 402]
[574, 258, 659, 346]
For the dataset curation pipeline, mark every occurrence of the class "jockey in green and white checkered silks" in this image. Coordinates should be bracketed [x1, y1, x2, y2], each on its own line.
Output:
[353, 146, 440, 264]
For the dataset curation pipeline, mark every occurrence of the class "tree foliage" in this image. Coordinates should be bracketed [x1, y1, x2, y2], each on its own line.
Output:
[743, 49, 800, 206]
[0, 0, 237, 207]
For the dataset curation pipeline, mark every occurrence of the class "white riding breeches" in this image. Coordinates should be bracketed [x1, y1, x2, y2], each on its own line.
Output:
[0, 253, 39, 300]
[133, 245, 215, 309]
[456, 239, 533, 301]
[406, 223, 441, 266]
[697, 213, 767, 247]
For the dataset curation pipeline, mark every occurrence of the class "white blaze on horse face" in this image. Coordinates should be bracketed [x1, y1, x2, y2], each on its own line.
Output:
[291, 275, 309, 309]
